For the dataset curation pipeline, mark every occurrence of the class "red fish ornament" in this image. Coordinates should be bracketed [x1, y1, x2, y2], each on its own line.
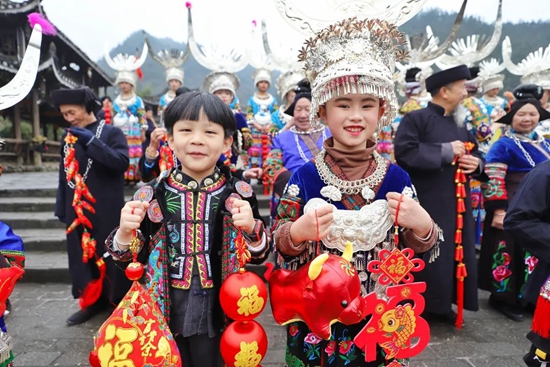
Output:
[266, 242, 365, 340]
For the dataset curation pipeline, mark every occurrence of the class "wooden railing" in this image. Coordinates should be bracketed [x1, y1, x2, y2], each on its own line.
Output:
[0, 138, 61, 164]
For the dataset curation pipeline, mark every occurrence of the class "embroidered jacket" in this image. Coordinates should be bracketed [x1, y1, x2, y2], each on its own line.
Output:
[482, 131, 550, 211]
[107, 166, 269, 330]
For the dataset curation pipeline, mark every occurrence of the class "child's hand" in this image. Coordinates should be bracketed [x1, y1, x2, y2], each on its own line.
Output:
[118, 200, 150, 243]
[231, 199, 255, 234]
[290, 204, 333, 245]
[386, 192, 432, 237]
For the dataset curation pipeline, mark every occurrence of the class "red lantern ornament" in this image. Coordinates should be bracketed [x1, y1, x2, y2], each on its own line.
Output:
[220, 269, 267, 321]
[220, 320, 268, 367]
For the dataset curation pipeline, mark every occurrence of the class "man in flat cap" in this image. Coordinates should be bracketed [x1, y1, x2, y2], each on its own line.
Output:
[394, 65, 487, 326]
[52, 87, 131, 325]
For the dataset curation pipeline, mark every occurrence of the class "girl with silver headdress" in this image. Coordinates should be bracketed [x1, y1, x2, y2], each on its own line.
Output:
[273, 16, 440, 367]
[104, 45, 149, 185]
[246, 68, 281, 170]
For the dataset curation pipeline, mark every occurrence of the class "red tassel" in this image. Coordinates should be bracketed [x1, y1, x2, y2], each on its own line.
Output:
[532, 286, 550, 338]
[456, 276, 464, 330]
[455, 245, 464, 262]
[459, 171, 467, 183]
[454, 229, 462, 245]
[457, 199, 466, 213]
[136, 67, 144, 80]
[79, 258, 106, 310]
[456, 263, 468, 278]
[454, 169, 461, 183]
[456, 214, 464, 230]
[458, 184, 466, 198]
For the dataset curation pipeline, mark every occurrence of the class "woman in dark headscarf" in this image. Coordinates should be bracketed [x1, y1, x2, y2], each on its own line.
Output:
[479, 84, 550, 321]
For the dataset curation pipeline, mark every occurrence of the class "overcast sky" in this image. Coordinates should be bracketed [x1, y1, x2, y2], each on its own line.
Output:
[36, 0, 547, 62]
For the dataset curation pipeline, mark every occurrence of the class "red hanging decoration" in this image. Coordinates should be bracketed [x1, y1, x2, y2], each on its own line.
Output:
[104, 108, 111, 125]
[220, 320, 268, 367]
[219, 269, 267, 322]
[532, 276, 550, 338]
[89, 230, 181, 367]
[219, 222, 268, 366]
[453, 142, 473, 330]
[79, 256, 106, 310]
[64, 131, 97, 264]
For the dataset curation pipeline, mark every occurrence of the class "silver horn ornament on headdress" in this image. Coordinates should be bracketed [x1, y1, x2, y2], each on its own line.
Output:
[0, 14, 55, 110]
[436, 0, 503, 70]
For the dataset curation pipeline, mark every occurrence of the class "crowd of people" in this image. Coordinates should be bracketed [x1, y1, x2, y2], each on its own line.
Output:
[2, 3, 550, 367]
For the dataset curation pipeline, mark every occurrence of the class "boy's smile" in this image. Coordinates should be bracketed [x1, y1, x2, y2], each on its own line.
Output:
[168, 112, 232, 182]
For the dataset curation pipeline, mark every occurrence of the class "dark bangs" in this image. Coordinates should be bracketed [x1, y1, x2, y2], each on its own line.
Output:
[163, 91, 237, 138]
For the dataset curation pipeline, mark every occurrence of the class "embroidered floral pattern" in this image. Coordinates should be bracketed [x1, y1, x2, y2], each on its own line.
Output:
[303, 333, 322, 360]
[492, 241, 512, 292]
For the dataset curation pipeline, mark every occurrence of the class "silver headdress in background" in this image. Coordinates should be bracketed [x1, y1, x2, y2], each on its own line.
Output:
[395, 0, 467, 97]
[186, 3, 249, 96]
[502, 37, 550, 90]
[435, 0, 503, 70]
[104, 44, 148, 87]
[143, 5, 191, 86]
[478, 58, 506, 92]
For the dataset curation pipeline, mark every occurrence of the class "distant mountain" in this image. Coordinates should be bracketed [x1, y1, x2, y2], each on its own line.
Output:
[95, 9, 550, 104]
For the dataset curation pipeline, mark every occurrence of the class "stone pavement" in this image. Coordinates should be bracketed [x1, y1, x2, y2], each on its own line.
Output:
[7, 282, 533, 367]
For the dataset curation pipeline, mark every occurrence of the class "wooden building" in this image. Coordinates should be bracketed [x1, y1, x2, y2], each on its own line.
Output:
[0, 0, 113, 165]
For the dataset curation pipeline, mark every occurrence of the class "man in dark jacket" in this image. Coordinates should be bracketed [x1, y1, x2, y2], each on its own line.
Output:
[52, 87, 132, 325]
[505, 159, 550, 367]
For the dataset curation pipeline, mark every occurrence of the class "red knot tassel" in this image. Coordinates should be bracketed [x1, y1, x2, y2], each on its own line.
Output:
[79, 257, 106, 310]
[532, 279, 550, 338]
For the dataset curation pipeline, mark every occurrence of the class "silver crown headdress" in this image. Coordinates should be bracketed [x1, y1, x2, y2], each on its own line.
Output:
[276, 71, 306, 101]
[250, 21, 277, 86]
[436, 0, 503, 70]
[299, 18, 409, 127]
[104, 44, 148, 87]
[274, 0, 430, 127]
[478, 58, 506, 92]
[187, 3, 249, 95]
[502, 37, 550, 90]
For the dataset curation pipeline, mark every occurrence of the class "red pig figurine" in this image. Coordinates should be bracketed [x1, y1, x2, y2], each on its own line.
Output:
[266, 242, 366, 340]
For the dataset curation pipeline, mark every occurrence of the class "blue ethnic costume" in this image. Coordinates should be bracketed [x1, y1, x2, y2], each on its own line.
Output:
[264, 126, 330, 221]
[274, 139, 440, 367]
[0, 222, 24, 367]
[107, 167, 268, 362]
[479, 130, 550, 307]
[112, 94, 147, 182]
